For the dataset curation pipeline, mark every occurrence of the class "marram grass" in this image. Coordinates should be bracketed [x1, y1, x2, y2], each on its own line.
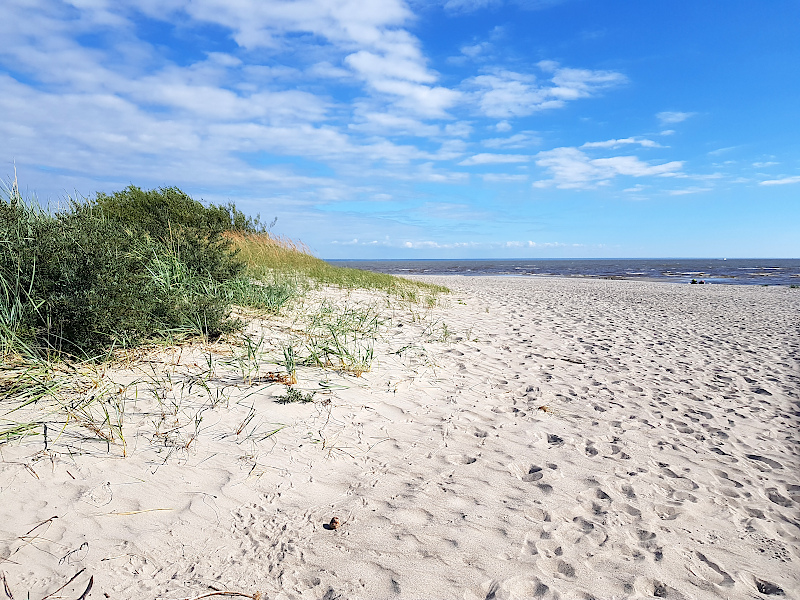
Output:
[227, 232, 449, 300]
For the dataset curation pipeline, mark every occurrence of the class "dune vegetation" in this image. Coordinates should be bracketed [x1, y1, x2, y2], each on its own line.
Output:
[0, 182, 445, 361]
[0, 182, 448, 448]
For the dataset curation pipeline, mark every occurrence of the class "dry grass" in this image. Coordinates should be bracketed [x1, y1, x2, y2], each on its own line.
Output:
[227, 232, 448, 299]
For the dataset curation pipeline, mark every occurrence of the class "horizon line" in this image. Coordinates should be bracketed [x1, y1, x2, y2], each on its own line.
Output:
[324, 257, 800, 261]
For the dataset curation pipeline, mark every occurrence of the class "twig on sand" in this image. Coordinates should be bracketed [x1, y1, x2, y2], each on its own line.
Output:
[164, 592, 262, 600]
[101, 508, 173, 516]
[75, 576, 93, 600]
[1, 571, 14, 599]
[0, 516, 59, 567]
[41, 568, 85, 600]
[24, 515, 58, 537]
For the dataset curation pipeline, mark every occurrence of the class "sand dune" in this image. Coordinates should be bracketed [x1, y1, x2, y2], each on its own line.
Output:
[1, 277, 798, 599]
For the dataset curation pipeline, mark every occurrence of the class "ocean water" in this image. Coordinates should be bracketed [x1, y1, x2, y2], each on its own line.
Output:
[327, 258, 800, 286]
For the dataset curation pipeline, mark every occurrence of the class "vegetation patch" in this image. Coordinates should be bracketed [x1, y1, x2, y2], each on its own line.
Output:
[227, 231, 448, 300]
[1, 180, 449, 454]
[276, 386, 316, 404]
[0, 185, 294, 358]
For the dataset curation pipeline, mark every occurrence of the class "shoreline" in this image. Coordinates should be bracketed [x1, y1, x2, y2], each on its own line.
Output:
[408, 272, 795, 285]
[328, 259, 800, 288]
[1, 276, 798, 599]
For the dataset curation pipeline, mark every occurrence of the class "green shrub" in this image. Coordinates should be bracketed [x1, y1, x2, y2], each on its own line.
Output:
[277, 386, 315, 404]
[89, 186, 268, 282]
[0, 190, 246, 356]
[1, 181, 439, 359]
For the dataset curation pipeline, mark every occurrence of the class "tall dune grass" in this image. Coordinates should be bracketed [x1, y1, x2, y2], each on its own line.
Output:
[227, 232, 448, 300]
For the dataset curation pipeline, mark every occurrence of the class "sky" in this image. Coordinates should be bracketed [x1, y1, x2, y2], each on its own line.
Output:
[1, 0, 798, 259]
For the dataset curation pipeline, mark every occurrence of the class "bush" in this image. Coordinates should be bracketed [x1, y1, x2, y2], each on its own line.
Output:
[89, 186, 252, 282]
[0, 188, 264, 357]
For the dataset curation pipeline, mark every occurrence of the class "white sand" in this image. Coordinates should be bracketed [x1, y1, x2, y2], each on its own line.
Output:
[1, 276, 798, 599]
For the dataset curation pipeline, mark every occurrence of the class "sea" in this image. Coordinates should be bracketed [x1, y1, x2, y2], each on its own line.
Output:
[327, 258, 800, 286]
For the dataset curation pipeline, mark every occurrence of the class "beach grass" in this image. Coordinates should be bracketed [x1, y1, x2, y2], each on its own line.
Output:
[0, 183, 448, 454]
[226, 231, 448, 300]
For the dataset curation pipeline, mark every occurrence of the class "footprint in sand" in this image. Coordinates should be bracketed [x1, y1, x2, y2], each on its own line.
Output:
[765, 488, 793, 507]
[687, 551, 735, 589]
[755, 578, 785, 596]
[82, 482, 113, 507]
[746, 454, 783, 469]
[446, 454, 478, 465]
[508, 461, 545, 482]
[522, 466, 544, 482]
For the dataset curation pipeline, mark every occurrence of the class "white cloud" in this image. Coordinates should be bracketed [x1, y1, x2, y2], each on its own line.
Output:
[115, 0, 459, 118]
[438, 0, 573, 12]
[0, 0, 486, 202]
[180, 0, 413, 50]
[547, 65, 627, 100]
[367, 79, 461, 117]
[657, 111, 695, 125]
[468, 71, 552, 118]
[760, 175, 800, 186]
[582, 137, 662, 149]
[459, 153, 530, 166]
[466, 64, 626, 119]
[623, 184, 646, 193]
[349, 112, 443, 137]
[591, 156, 681, 177]
[442, 0, 501, 12]
[420, 201, 491, 221]
[346, 50, 436, 85]
[495, 120, 512, 132]
[504, 240, 569, 248]
[708, 146, 740, 156]
[533, 147, 683, 189]
[403, 240, 480, 249]
[413, 163, 471, 183]
[667, 186, 711, 196]
[483, 131, 541, 149]
[307, 61, 352, 79]
[335, 236, 576, 250]
[460, 42, 492, 58]
[444, 122, 474, 138]
[752, 161, 779, 168]
[482, 173, 528, 182]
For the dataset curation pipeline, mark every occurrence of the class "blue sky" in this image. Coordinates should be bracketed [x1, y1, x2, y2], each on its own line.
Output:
[1, 0, 798, 258]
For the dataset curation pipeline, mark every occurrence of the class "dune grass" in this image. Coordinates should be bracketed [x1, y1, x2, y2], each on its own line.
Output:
[227, 231, 448, 301]
[0, 183, 448, 454]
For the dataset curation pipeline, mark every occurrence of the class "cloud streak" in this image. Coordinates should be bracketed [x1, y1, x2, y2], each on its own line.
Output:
[657, 111, 695, 125]
[582, 137, 662, 149]
[760, 175, 800, 186]
[533, 147, 683, 189]
[459, 153, 530, 166]
[466, 62, 626, 119]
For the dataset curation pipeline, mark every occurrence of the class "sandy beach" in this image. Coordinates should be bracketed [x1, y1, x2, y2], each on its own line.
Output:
[1, 276, 798, 600]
